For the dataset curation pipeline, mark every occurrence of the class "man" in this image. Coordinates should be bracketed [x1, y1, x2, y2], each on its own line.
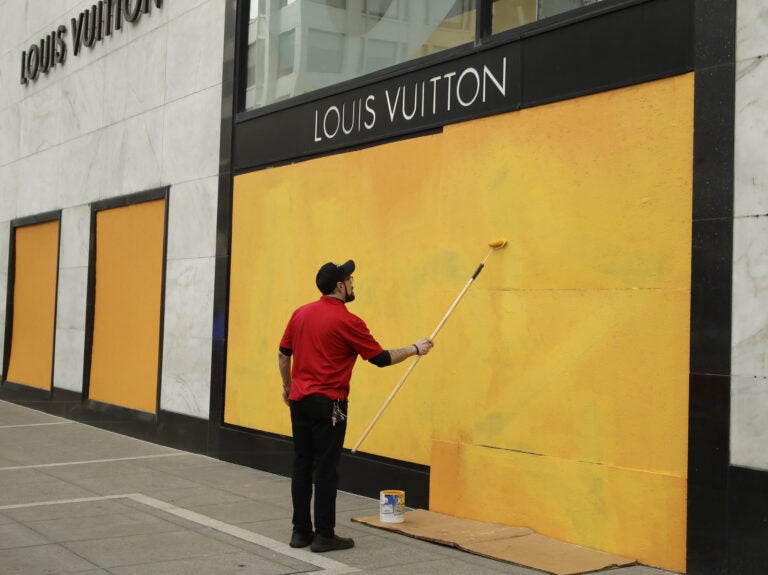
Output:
[278, 259, 433, 552]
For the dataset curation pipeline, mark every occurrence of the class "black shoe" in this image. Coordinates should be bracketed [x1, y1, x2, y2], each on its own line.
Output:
[310, 534, 355, 552]
[289, 529, 313, 548]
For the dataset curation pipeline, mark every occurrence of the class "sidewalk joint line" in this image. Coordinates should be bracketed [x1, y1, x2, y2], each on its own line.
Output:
[0, 453, 187, 471]
[0, 422, 75, 429]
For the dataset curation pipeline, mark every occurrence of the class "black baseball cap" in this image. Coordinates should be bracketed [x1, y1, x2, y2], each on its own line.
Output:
[316, 260, 355, 294]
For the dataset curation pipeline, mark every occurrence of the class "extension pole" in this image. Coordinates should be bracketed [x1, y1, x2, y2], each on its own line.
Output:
[351, 239, 508, 453]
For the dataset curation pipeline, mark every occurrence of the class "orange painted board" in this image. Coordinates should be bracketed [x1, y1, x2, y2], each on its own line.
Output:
[88, 200, 165, 414]
[429, 439, 686, 572]
[226, 73, 693, 570]
[6, 220, 60, 391]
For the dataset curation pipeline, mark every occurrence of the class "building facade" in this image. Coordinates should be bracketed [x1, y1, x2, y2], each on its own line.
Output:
[0, 1, 765, 573]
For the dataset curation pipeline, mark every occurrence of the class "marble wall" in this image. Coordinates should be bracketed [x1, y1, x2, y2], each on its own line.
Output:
[0, 0, 224, 419]
[732, 0, 768, 471]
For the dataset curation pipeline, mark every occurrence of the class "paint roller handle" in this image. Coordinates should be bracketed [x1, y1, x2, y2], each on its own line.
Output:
[428, 275, 477, 341]
[352, 242, 506, 453]
[351, 275, 473, 453]
[351, 355, 422, 453]
[430, 245, 499, 339]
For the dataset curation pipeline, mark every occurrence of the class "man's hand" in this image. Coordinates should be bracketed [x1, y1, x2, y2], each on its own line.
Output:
[282, 386, 290, 406]
[388, 338, 435, 365]
[414, 338, 434, 356]
[278, 351, 292, 406]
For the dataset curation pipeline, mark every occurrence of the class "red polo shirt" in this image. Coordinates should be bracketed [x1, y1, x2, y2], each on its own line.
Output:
[280, 296, 385, 401]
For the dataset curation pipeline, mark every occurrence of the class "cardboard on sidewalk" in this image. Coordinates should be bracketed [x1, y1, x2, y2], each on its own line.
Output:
[352, 509, 636, 575]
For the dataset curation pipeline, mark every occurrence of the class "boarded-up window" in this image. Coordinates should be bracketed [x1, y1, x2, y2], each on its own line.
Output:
[6, 220, 60, 391]
[88, 199, 165, 414]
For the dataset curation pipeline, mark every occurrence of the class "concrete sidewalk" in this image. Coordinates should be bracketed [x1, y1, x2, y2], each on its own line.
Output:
[0, 400, 673, 575]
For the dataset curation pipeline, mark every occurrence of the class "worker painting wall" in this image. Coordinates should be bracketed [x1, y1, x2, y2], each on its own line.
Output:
[4, 0, 759, 571]
[226, 72, 693, 571]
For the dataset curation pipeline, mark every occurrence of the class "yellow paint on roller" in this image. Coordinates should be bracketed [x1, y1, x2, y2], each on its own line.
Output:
[6, 220, 60, 391]
[88, 200, 165, 414]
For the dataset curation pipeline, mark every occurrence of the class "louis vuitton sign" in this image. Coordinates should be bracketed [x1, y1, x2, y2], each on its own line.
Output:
[20, 0, 162, 85]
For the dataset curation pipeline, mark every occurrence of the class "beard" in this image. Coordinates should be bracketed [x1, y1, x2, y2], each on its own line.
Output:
[343, 285, 355, 302]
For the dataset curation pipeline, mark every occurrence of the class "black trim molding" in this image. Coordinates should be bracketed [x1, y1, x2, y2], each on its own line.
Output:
[0, 383, 209, 455]
[218, 425, 430, 509]
[728, 466, 768, 574]
[686, 0, 737, 573]
[232, 0, 693, 172]
[520, 0, 692, 107]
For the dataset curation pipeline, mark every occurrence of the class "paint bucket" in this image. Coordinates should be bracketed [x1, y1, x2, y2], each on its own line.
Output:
[379, 490, 405, 523]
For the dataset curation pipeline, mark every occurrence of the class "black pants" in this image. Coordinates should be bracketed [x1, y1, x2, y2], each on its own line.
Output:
[289, 395, 347, 537]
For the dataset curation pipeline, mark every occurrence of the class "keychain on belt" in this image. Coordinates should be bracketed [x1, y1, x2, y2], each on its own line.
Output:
[331, 401, 347, 427]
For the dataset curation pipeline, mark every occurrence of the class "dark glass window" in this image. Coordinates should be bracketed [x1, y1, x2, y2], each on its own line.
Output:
[245, 0, 474, 110]
[244, 0, 608, 111]
[277, 29, 295, 77]
[307, 29, 345, 73]
[491, 0, 606, 34]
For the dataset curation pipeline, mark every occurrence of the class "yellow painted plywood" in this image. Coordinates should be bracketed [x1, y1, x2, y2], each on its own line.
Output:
[225, 73, 693, 570]
[427, 74, 693, 571]
[432, 288, 690, 475]
[226, 135, 444, 462]
[430, 439, 687, 573]
[88, 200, 165, 414]
[436, 77, 694, 293]
[6, 221, 60, 390]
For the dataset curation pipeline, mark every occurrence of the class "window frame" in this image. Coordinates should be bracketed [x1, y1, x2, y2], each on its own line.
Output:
[83, 187, 170, 417]
[2, 210, 62, 394]
[234, 0, 644, 123]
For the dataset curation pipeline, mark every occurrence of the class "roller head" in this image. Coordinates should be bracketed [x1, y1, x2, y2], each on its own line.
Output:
[489, 238, 508, 249]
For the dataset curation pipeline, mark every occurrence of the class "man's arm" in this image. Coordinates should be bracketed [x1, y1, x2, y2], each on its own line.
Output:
[369, 338, 434, 367]
[278, 350, 292, 406]
[390, 337, 434, 364]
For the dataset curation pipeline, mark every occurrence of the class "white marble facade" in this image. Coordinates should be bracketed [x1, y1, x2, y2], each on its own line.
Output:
[732, 0, 768, 470]
[0, 0, 223, 419]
